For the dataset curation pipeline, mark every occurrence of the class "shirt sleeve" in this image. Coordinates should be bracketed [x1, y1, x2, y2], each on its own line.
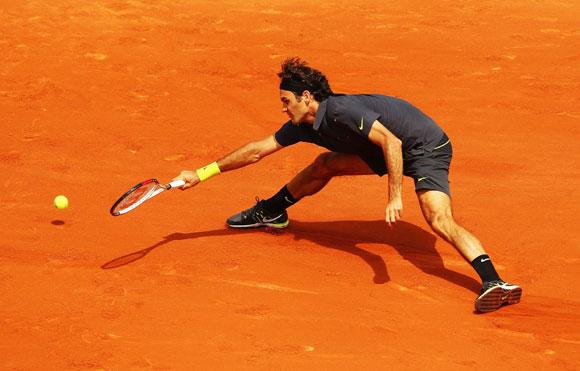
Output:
[274, 121, 312, 147]
[326, 97, 381, 138]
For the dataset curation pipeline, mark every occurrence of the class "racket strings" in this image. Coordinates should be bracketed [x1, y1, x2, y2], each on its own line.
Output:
[112, 182, 159, 215]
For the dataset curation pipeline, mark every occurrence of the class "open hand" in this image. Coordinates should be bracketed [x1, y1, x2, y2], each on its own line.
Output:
[385, 197, 403, 227]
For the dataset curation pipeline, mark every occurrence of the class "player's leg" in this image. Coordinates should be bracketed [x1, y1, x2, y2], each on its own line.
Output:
[417, 189, 522, 312]
[416, 189, 484, 261]
[226, 152, 373, 228]
[287, 152, 374, 199]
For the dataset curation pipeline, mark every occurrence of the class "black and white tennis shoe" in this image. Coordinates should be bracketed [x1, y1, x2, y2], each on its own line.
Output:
[475, 280, 522, 313]
[226, 198, 289, 229]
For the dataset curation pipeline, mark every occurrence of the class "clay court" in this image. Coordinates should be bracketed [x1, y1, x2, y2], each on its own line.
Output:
[1, 0, 579, 369]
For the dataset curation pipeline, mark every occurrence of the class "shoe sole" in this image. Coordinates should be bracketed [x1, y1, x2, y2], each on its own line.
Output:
[227, 220, 289, 229]
[475, 285, 522, 313]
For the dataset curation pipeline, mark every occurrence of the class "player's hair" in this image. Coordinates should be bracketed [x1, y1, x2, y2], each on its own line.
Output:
[278, 57, 334, 102]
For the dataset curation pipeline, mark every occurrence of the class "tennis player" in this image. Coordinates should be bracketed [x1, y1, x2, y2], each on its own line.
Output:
[172, 57, 521, 313]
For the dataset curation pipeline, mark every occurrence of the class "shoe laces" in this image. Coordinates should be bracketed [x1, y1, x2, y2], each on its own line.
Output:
[241, 197, 267, 222]
[481, 279, 505, 292]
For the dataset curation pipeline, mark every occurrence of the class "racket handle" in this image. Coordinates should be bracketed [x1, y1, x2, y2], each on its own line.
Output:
[166, 179, 186, 189]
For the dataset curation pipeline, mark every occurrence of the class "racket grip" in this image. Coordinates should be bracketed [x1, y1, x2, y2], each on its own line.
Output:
[166, 179, 186, 189]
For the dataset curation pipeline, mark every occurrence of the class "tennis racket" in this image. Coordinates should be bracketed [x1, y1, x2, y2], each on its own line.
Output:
[110, 178, 185, 216]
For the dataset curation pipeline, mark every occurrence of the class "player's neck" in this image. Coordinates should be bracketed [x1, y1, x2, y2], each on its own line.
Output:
[302, 100, 320, 125]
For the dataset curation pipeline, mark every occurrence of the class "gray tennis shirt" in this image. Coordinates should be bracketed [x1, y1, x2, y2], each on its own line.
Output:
[275, 94, 445, 161]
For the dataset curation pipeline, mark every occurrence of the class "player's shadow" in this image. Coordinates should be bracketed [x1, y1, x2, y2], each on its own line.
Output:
[101, 220, 480, 294]
[289, 220, 480, 294]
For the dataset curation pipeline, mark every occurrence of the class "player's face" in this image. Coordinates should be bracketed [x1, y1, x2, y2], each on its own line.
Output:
[280, 90, 309, 125]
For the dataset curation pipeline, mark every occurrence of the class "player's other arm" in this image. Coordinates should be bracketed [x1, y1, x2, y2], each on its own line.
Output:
[173, 135, 283, 190]
[367, 120, 403, 226]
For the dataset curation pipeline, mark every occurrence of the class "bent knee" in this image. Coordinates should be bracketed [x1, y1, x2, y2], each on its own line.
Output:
[427, 211, 455, 233]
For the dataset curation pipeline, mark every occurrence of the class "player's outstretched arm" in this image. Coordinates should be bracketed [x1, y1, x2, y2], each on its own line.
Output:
[217, 135, 283, 172]
[172, 135, 283, 190]
[368, 120, 403, 226]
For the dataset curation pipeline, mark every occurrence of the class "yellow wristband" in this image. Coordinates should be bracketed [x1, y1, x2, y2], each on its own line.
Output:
[196, 162, 221, 182]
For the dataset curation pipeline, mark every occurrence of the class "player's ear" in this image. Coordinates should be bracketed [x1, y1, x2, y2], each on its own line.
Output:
[303, 90, 312, 104]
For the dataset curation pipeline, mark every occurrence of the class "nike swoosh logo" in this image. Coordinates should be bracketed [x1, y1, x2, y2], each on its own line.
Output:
[480, 258, 490, 262]
[417, 176, 429, 182]
[284, 196, 294, 204]
[501, 293, 509, 301]
[358, 117, 364, 130]
[262, 214, 284, 223]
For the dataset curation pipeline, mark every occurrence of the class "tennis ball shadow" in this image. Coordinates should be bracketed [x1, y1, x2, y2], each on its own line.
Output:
[51, 220, 65, 226]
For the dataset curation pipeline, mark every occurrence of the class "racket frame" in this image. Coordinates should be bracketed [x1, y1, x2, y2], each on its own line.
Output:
[110, 178, 184, 216]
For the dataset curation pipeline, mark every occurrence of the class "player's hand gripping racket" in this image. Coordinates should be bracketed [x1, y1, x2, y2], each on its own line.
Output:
[110, 179, 185, 216]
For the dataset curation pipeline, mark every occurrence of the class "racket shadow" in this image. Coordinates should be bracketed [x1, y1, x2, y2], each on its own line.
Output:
[101, 228, 251, 269]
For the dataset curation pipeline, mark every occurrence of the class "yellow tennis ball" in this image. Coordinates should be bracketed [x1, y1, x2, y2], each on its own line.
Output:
[54, 195, 69, 209]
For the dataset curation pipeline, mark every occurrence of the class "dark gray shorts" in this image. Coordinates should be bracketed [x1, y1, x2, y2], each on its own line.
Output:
[404, 133, 452, 197]
[361, 133, 453, 197]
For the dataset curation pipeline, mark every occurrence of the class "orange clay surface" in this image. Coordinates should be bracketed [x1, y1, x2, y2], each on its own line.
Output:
[1, 1, 579, 370]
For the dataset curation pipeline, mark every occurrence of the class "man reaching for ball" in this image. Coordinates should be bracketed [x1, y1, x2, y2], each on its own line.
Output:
[172, 57, 522, 313]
